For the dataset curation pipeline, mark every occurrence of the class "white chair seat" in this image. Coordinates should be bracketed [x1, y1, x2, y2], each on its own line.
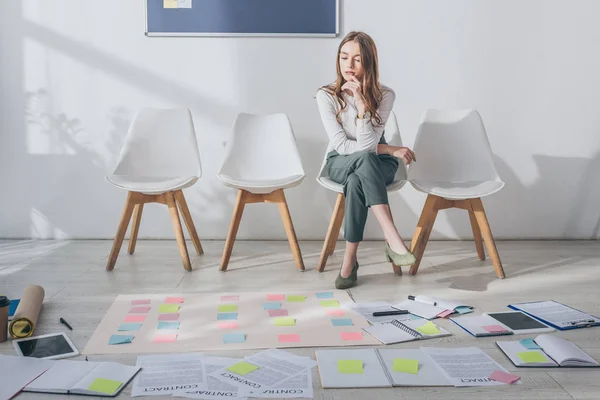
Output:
[317, 176, 406, 194]
[410, 179, 504, 200]
[107, 175, 199, 195]
[218, 173, 304, 194]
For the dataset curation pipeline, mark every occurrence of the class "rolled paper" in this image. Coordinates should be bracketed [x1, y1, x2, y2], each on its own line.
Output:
[9, 285, 45, 339]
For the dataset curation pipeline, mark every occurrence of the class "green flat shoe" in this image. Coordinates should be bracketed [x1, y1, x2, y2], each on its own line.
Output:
[335, 261, 359, 290]
[385, 241, 416, 266]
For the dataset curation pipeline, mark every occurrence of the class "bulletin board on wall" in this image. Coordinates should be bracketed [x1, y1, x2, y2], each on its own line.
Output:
[145, 0, 339, 37]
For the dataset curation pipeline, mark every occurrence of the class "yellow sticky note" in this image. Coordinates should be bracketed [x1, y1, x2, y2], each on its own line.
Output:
[338, 360, 363, 374]
[392, 358, 419, 374]
[416, 321, 441, 335]
[274, 317, 296, 326]
[88, 378, 122, 394]
[227, 361, 259, 375]
[218, 304, 238, 313]
[287, 296, 305, 302]
[320, 300, 340, 308]
[163, 0, 178, 8]
[517, 351, 549, 363]
[158, 304, 179, 313]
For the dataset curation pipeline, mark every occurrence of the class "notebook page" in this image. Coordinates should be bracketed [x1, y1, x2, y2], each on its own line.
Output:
[535, 334, 599, 366]
[377, 349, 451, 386]
[394, 300, 446, 319]
[363, 323, 417, 344]
[72, 362, 140, 395]
[25, 360, 97, 393]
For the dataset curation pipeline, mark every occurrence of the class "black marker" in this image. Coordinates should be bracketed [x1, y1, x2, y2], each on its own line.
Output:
[60, 317, 73, 330]
[373, 310, 409, 317]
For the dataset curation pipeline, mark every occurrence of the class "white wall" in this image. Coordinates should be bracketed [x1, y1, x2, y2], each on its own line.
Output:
[1, 0, 600, 240]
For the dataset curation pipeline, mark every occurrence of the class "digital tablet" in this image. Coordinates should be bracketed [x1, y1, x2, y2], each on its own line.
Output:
[486, 311, 554, 334]
[13, 332, 79, 360]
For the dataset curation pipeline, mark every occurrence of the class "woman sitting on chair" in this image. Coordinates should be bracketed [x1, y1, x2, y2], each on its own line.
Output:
[316, 31, 417, 289]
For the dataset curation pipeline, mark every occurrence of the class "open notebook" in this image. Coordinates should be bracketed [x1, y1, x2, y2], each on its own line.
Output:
[363, 319, 451, 345]
[496, 334, 600, 368]
[24, 360, 140, 397]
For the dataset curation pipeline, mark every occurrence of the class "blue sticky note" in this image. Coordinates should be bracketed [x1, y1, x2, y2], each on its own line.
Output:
[262, 302, 281, 310]
[217, 313, 238, 320]
[158, 321, 180, 330]
[331, 318, 353, 327]
[455, 306, 472, 314]
[520, 338, 541, 349]
[223, 332, 246, 344]
[109, 335, 134, 345]
[8, 299, 20, 319]
[410, 314, 424, 320]
[316, 292, 334, 299]
[118, 323, 142, 331]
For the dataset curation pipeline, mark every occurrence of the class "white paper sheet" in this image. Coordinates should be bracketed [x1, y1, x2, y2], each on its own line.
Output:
[0, 355, 53, 400]
[132, 353, 207, 397]
[175, 357, 247, 400]
[394, 300, 446, 320]
[246, 369, 313, 398]
[347, 301, 418, 324]
[513, 301, 600, 329]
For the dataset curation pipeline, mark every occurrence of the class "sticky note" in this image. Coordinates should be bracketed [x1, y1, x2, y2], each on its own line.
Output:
[274, 317, 296, 326]
[178, 0, 192, 8]
[416, 321, 441, 335]
[157, 321, 180, 330]
[129, 306, 151, 314]
[455, 306, 472, 314]
[517, 351, 549, 363]
[88, 378, 122, 394]
[109, 335, 134, 345]
[392, 358, 419, 374]
[163, 0, 178, 8]
[268, 309, 288, 317]
[520, 338, 541, 349]
[124, 315, 146, 323]
[437, 309, 454, 318]
[316, 292, 334, 299]
[483, 325, 508, 333]
[267, 294, 285, 301]
[158, 313, 179, 321]
[118, 323, 142, 331]
[221, 295, 239, 301]
[217, 313, 238, 320]
[262, 302, 281, 310]
[331, 318, 353, 327]
[341, 331, 363, 341]
[218, 321, 239, 329]
[158, 304, 179, 313]
[153, 334, 177, 343]
[320, 300, 340, 308]
[489, 370, 521, 384]
[227, 361, 258, 375]
[287, 296, 306, 303]
[131, 299, 151, 305]
[223, 332, 246, 344]
[165, 296, 184, 304]
[278, 334, 300, 343]
[218, 304, 238, 312]
[326, 309, 345, 317]
[338, 360, 363, 374]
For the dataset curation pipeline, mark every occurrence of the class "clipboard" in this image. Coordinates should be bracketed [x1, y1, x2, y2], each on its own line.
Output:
[508, 300, 600, 331]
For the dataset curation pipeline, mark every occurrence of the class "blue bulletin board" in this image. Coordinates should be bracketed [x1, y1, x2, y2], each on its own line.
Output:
[145, 0, 339, 37]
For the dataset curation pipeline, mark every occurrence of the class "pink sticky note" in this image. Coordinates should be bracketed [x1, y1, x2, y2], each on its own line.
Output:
[124, 315, 146, 323]
[489, 370, 520, 384]
[165, 297, 184, 304]
[326, 309, 345, 317]
[438, 309, 454, 318]
[129, 306, 151, 313]
[218, 321, 239, 329]
[341, 331, 363, 341]
[221, 295, 239, 302]
[153, 334, 177, 343]
[131, 299, 151, 305]
[483, 325, 509, 333]
[267, 294, 285, 301]
[278, 334, 300, 343]
[268, 309, 289, 317]
[158, 313, 180, 321]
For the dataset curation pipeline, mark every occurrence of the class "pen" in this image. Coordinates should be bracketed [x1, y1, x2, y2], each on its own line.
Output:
[373, 310, 409, 317]
[408, 295, 437, 307]
[60, 317, 73, 330]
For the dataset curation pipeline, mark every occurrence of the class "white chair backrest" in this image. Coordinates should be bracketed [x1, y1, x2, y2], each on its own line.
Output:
[408, 109, 501, 182]
[112, 108, 201, 178]
[219, 113, 304, 179]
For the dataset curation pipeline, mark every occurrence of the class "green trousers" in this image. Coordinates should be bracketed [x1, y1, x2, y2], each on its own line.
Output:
[326, 150, 399, 243]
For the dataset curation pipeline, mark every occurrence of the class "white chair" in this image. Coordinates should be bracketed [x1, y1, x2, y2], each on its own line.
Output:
[407, 109, 505, 278]
[218, 113, 306, 271]
[106, 108, 203, 272]
[316, 111, 408, 275]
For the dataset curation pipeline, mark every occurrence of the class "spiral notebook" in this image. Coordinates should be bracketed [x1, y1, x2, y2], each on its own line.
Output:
[450, 315, 513, 337]
[363, 319, 451, 345]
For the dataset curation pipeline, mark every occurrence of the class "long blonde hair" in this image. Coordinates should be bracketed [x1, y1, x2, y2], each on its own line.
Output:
[321, 31, 384, 126]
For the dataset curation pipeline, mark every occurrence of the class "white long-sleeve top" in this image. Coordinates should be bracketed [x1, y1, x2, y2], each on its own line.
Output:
[316, 84, 396, 155]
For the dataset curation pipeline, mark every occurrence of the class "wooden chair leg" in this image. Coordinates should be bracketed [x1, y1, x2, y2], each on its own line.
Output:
[468, 209, 485, 261]
[470, 198, 505, 278]
[317, 193, 345, 272]
[174, 190, 204, 255]
[273, 189, 305, 272]
[166, 191, 192, 271]
[408, 194, 440, 275]
[220, 190, 247, 272]
[128, 204, 143, 255]
[106, 191, 137, 271]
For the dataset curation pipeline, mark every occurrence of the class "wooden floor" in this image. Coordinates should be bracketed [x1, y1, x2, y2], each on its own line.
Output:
[1, 239, 599, 400]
